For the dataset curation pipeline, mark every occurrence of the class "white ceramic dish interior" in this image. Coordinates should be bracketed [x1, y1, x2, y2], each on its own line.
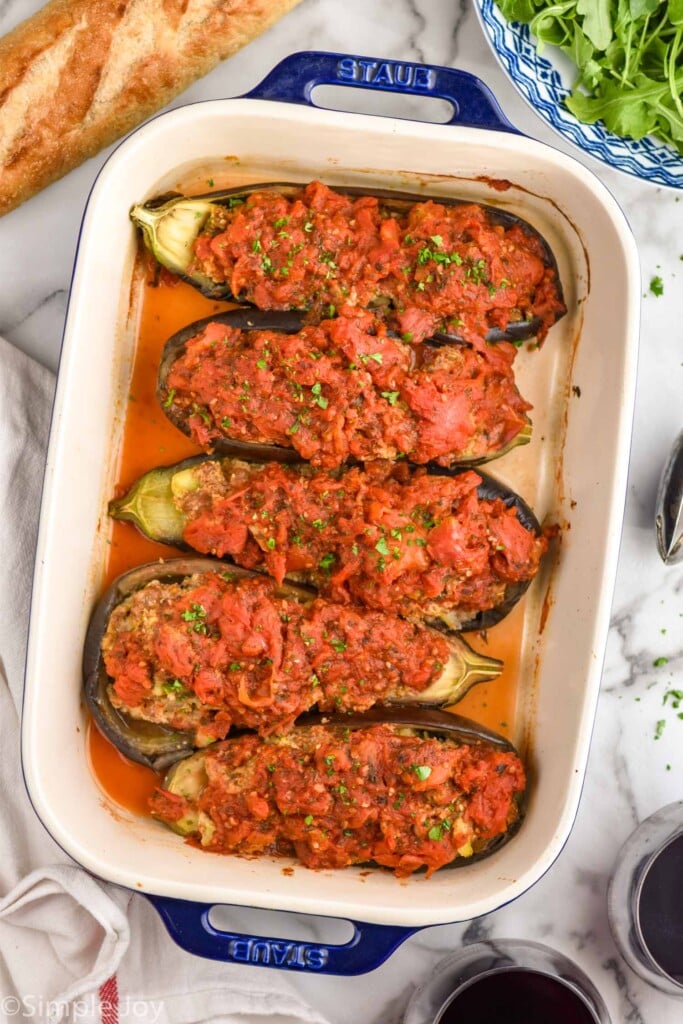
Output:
[23, 74, 639, 932]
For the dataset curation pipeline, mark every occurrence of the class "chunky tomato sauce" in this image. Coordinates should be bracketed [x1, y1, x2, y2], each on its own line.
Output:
[103, 572, 451, 742]
[173, 460, 546, 626]
[165, 310, 530, 467]
[149, 724, 525, 876]
[189, 180, 565, 346]
[93, 255, 530, 817]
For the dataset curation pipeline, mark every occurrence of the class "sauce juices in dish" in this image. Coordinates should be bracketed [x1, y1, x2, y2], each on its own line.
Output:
[88, 258, 527, 816]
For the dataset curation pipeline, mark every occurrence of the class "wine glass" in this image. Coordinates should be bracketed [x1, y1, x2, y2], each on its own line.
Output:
[608, 800, 683, 996]
[403, 938, 611, 1024]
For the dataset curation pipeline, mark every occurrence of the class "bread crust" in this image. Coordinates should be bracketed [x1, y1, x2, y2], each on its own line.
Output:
[0, 0, 304, 216]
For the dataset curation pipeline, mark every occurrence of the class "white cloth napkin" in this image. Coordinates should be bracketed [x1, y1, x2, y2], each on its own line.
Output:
[0, 335, 330, 1024]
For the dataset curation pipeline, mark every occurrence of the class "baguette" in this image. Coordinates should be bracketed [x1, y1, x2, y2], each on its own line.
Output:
[0, 0, 305, 217]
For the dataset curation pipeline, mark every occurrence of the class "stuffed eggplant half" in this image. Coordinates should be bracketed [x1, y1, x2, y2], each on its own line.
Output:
[149, 708, 527, 877]
[158, 308, 533, 468]
[131, 179, 565, 347]
[109, 458, 547, 633]
[84, 560, 503, 770]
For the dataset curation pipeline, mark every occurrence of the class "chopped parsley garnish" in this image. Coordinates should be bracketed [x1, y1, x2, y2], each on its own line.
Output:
[251, 239, 262, 253]
[191, 403, 210, 425]
[381, 391, 400, 406]
[465, 258, 488, 284]
[162, 679, 187, 695]
[653, 656, 669, 667]
[412, 764, 432, 781]
[311, 382, 329, 409]
[304, 815, 314, 826]
[330, 639, 347, 652]
[375, 537, 390, 556]
[182, 603, 208, 634]
[265, 537, 276, 550]
[319, 552, 336, 572]
[650, 276, 664, 297]
[163, 388, 176, 408]
[360, 352, 383, 366]
[428, 820, 452, 842]
[655, 719, 666, 740]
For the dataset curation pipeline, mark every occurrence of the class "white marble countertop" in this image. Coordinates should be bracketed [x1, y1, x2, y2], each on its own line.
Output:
[1, 1, 682, 1022]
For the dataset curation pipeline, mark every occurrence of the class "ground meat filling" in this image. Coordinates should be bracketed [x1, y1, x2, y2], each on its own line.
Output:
[163, 310, 531, 468]
[188, 180, 565, 346]
[149, 724, 526, 877]
[173, 461, 547, 626]
[102, 573, 451, 744]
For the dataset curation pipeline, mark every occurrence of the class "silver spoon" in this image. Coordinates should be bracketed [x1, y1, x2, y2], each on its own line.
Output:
[655, 429, 683, 564]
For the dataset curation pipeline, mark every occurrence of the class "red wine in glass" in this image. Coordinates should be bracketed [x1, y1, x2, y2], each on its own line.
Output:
[402, 940, 611, 1024]
[608, 801, 683, 997]
[636, 833, 683, 986]
[437, 969, 598, 1024]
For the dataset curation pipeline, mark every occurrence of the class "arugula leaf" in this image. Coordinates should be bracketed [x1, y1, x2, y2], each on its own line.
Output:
[567, 78, 659, 139]
[669, 0, 683, 26]
[630, 0, 664, 19]
[496, 0, 540, 20]
[495, 0, 683, 154]
[577, 0, 613, 50]
[562, 27, 595, 75]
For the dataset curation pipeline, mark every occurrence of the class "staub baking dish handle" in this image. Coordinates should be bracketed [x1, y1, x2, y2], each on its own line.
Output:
[244, 50, 519, 133]
[147, 894, 419, 975]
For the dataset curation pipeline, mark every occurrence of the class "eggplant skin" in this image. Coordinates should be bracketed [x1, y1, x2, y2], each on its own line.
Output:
[83, 558, 224, 771]
[130, 181, 565, 346]
[84, 559, 502, 768]
[157, 308, 533, 470]
[151, 708, 527, 876]
[109, 456, 545, 634]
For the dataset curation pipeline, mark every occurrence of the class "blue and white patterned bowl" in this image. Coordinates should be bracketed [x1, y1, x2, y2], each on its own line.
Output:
[476, 0, 683, 190]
